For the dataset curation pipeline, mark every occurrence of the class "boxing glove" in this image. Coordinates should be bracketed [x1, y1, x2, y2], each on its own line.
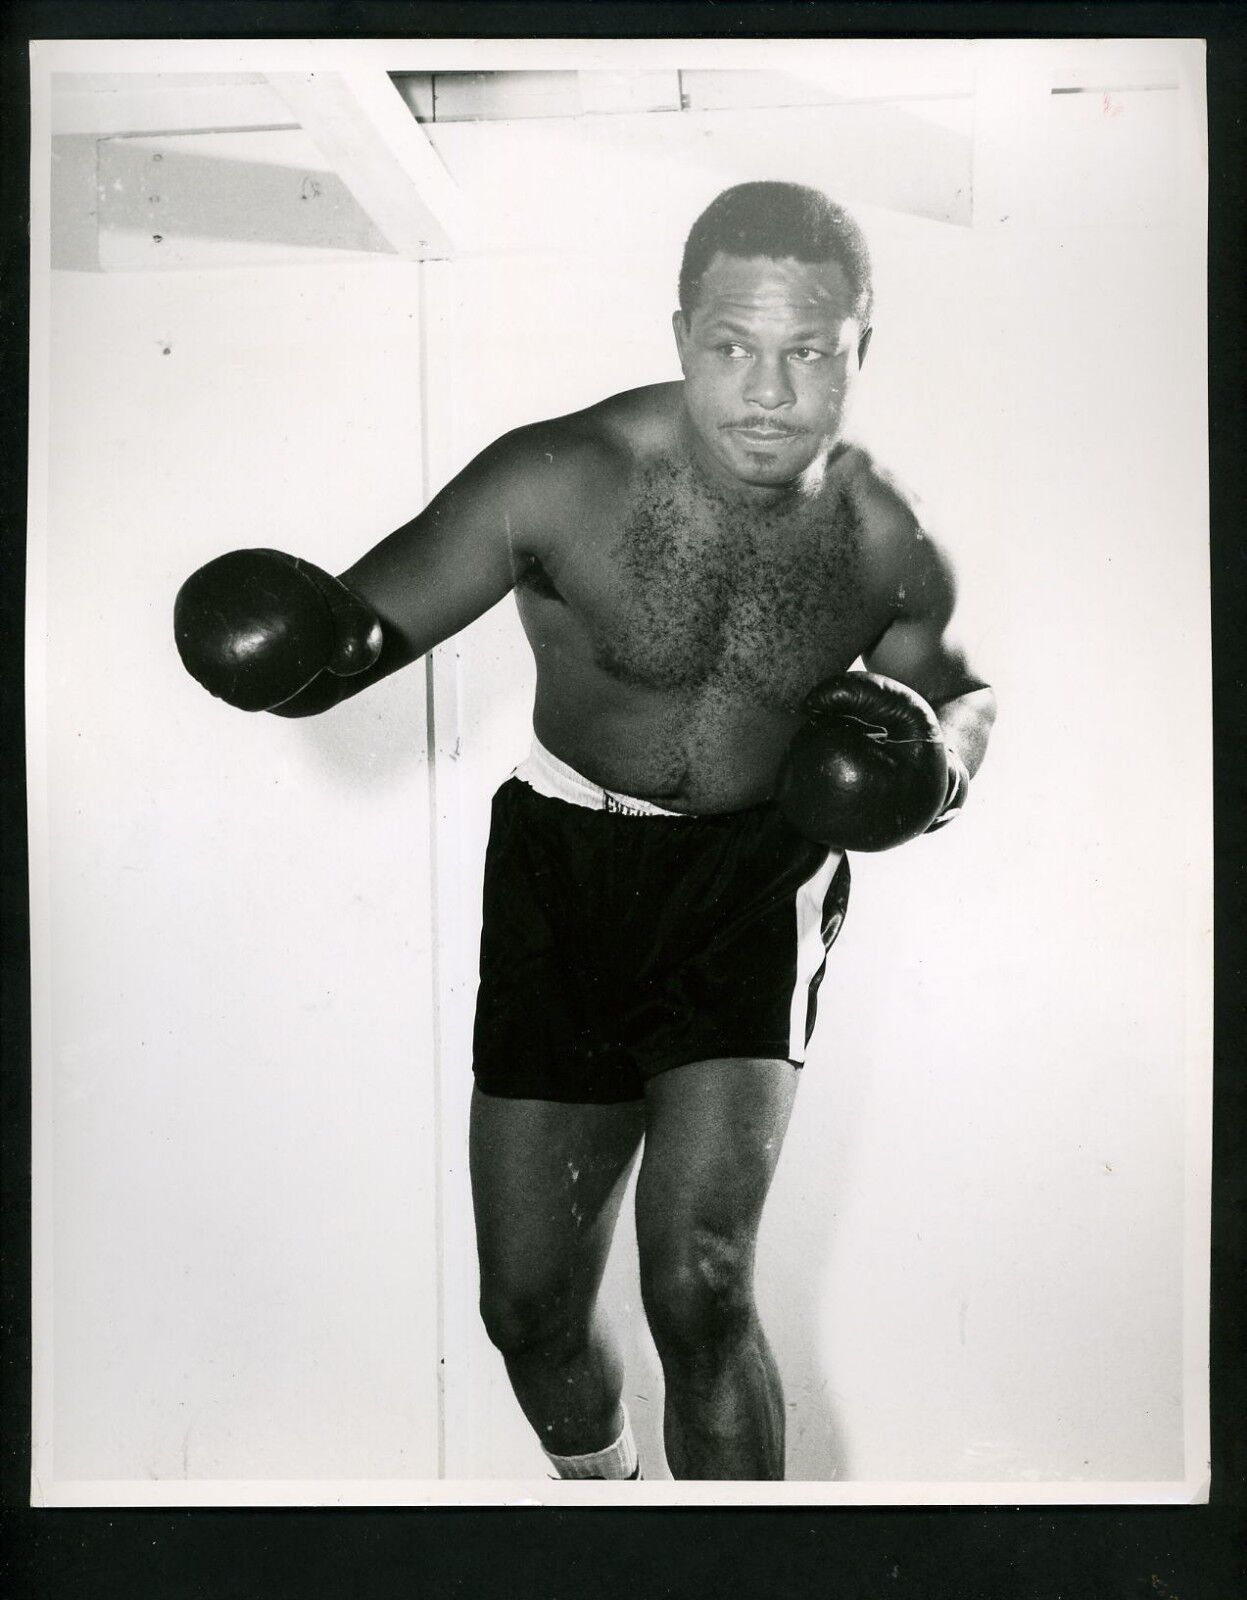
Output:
[174, 548, 382, 712]
[776, 671, 965, 850]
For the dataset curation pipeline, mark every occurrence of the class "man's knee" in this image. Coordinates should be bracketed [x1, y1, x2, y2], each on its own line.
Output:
[641, 1226, 756, 1361]
[479, 1278, 586, 1361]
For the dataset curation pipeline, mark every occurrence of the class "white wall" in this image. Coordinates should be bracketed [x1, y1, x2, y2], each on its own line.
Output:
[37, 258, 443, 1481]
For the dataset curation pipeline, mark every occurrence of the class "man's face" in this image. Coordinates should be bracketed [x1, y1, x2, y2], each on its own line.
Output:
[673, 252, 870, 492]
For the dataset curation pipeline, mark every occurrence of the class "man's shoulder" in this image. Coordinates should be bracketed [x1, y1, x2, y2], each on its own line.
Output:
[833, 442, 958, 597]
[496, 384, 680, 481]
[579, 382, 683, 448]
[457, 388, 673, 548]
[834, 443, 923, 538]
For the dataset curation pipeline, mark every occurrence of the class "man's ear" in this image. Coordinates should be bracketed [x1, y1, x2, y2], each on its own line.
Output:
[672, 309, 690, 369]
[857, 324, 874, 368]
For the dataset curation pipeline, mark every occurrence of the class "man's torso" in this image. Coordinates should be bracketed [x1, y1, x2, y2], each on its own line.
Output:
[505, 383, 908, 812]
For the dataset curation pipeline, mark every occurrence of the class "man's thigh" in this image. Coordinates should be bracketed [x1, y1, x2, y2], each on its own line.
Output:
[469, 1088, 645, 1304]
[635, 1058, 799, 1268]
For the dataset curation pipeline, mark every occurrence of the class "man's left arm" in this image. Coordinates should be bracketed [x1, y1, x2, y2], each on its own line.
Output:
[860, 514, 997, 823]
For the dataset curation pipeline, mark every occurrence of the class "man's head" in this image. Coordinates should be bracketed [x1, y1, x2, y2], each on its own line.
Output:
[673, 182, 874, 492]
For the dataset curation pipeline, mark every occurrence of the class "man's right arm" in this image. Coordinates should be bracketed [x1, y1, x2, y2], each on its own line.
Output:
[177, 427, 549, 718]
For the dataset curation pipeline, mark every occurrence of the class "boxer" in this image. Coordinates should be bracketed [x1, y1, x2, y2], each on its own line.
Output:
[176, 182, 996, 1480]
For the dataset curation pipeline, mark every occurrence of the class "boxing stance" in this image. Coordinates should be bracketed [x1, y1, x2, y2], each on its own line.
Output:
[175, 183, 996, 1481]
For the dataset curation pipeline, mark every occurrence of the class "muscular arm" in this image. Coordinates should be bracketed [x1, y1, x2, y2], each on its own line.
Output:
[858, 478, 997, 776]
[270, 426, 553, 717]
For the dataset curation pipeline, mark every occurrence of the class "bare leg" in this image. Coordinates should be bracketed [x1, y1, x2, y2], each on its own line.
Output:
[636, 1057, 798, 1480]
[470, 1088, 645, 1456]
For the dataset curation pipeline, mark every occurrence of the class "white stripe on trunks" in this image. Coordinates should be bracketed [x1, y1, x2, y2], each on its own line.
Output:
[787, 849, 844, 1062]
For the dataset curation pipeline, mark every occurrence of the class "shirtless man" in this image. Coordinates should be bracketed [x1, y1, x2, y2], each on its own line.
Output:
[175, 182, 996, 1481]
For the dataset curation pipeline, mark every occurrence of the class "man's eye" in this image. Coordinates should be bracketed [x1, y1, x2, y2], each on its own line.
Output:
[789, 347, 825, 363]
[717, 343, 749, 359]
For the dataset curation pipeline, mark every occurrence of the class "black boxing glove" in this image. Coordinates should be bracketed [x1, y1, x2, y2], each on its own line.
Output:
[776, 671, 966, 850]
[174, 548, 383, 712]
[925, 743, 971, 832]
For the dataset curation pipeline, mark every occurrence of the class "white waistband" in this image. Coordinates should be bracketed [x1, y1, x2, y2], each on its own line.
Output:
[513, 737, 687, 817]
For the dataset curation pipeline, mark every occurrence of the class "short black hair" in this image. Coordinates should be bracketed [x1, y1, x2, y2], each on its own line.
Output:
[678, 181, 873, 324]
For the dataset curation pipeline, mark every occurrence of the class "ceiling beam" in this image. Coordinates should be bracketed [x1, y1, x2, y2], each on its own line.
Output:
[265, 70, 470, 260]
[51, 77, 294, 138]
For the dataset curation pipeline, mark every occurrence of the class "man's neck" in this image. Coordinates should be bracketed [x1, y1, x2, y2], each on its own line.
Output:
[675, 409, 832, 518]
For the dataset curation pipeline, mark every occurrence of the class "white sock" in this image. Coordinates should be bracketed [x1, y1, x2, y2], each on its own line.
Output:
[543, 1407, 639, 1480]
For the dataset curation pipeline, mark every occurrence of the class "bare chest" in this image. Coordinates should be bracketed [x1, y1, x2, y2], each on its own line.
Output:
[582, 472, 871, 708]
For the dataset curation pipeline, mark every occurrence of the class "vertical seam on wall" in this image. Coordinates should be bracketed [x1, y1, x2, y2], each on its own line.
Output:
[417, 259, 448, 1480]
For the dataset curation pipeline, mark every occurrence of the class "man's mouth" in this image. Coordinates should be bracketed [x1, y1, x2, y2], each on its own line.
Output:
[725, 424, 800, 441]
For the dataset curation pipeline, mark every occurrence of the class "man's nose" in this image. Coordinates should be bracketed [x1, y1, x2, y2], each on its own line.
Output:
[742, 356, 795, 409]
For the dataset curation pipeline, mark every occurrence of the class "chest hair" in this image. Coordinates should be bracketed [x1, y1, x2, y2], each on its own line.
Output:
[593, 458, 866, 707]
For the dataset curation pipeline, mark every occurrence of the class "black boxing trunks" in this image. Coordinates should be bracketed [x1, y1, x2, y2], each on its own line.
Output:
[472, 739, 850, 1103]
